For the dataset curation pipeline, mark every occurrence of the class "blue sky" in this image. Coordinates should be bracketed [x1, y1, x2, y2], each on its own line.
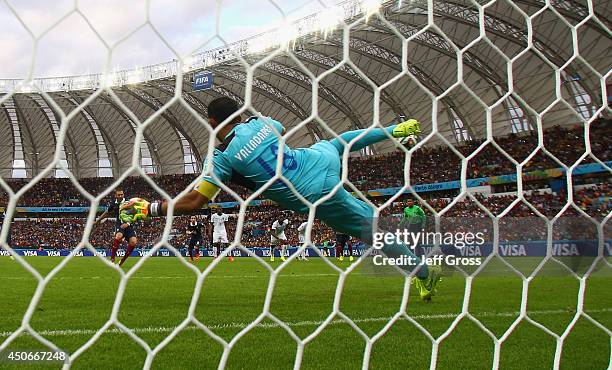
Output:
[0, 0, 328, 78]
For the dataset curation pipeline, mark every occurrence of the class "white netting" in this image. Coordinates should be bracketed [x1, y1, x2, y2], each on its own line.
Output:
[0, 0, 610, 369]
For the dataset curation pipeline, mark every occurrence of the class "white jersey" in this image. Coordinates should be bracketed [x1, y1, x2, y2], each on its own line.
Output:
[298, 222, 308, 243]
[210, 213, 229, 234]
[271, 219, 289, 242]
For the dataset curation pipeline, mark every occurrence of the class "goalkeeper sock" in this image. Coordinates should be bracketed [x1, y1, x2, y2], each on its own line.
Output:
[111, 239, 120, 261]
[329, 126, 396, 154]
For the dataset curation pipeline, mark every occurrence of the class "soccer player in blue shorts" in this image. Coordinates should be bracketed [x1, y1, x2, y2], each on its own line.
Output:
[95, 189, 139, 266]
[121, 97, 442, 300]
[186, 215, 204, 262]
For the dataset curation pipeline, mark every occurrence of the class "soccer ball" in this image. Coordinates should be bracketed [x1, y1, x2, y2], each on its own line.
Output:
[398, 134, 418, 148]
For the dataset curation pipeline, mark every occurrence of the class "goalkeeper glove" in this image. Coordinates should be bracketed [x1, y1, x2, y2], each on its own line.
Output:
[392, 118, 421, 137]
[120, 198, 151, 222]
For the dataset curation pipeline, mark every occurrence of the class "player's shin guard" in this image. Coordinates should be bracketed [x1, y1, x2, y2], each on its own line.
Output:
[119, 244, 136, 266]
[111, 239, 120, 262]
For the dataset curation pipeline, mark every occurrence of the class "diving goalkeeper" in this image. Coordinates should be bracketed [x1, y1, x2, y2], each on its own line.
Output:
[121, 97, 441, 300]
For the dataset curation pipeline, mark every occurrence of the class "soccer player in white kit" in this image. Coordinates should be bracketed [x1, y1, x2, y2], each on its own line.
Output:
[297, 221, 309, 261]
[210, 208, 233, 261]
[270, 219, 289, 262]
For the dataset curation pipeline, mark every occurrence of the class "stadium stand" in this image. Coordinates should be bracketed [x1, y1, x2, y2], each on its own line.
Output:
[5, 181, 609, 249]
[1, 118, 609, 251]
[1, 120, 609, 206]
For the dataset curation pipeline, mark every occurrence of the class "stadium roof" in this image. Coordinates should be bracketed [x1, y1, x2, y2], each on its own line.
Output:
[0, 0, 609, 178]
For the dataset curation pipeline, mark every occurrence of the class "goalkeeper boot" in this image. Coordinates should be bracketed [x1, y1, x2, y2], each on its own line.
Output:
[412, 265, 442, 302]
[393, 119, 421, 138]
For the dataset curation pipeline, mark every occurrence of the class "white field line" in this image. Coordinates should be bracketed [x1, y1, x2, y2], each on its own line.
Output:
[0, 272, 418, 280]
[0, 308, 610, 338]
[0, 273, 353, 280]
[0, 267, 585, 281]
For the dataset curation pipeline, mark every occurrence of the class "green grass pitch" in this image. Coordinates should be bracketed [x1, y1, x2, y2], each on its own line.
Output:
[0, 256, 610, 369]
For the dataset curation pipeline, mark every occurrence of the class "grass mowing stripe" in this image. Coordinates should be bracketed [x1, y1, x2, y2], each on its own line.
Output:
[1, 308, 609, 338]
[0, 273, 345, 280]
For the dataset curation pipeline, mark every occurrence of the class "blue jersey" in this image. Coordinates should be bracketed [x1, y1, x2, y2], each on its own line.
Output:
[197, 117, 332, 213]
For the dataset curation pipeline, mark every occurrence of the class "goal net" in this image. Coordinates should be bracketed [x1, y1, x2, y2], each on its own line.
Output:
[0, 0, 610, 368]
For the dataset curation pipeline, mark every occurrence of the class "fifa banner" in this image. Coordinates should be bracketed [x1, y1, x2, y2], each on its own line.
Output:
[3, 240, 611, 258]
[193, 71, 213, 91]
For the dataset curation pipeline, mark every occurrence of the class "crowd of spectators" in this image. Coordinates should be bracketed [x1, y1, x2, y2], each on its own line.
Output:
[5, 182, 609, 249]
[0, 121, 609, 207]
[1, 119, 609, 250]
[349, 121, 611, 191]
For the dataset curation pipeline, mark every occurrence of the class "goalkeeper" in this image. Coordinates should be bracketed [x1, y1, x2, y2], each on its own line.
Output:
[122, 97, 441, 300]
[399, 198, 426, 234]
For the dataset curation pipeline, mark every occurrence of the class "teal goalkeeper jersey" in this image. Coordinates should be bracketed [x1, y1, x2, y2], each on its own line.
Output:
[199, 117, 332, 212]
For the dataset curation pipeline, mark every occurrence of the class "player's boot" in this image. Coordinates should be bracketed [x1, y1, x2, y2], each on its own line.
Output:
[229, 256, 234, 262]
[280, 256, 286, 262]
[270, 255, 275, 262]
[392, 119, 421, 138]
[349, 255, 354, 262]
[338, 255, 344, 261]
[412, 265, 442, 302]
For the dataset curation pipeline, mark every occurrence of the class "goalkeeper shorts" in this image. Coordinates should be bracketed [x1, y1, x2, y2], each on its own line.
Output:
[309, 141, 374, 240]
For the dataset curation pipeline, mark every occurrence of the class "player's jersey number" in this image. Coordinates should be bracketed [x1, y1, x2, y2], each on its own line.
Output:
[255, 144, 297, 179]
